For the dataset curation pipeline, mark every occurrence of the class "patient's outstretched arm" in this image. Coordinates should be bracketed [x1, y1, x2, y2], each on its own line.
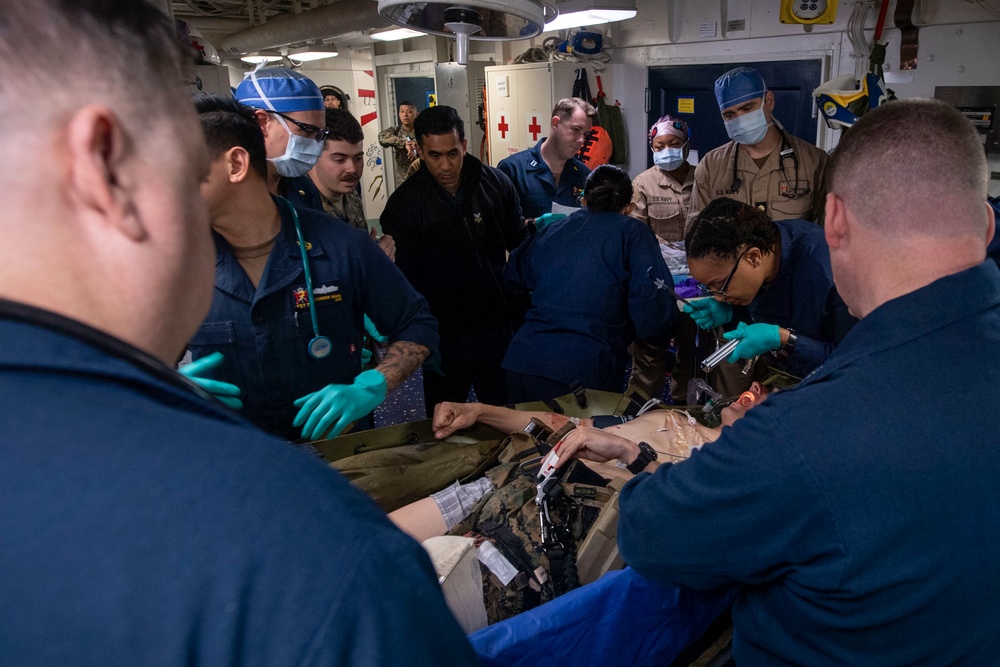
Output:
[389, 497, 447, 543]
[432, 402, 593, 439]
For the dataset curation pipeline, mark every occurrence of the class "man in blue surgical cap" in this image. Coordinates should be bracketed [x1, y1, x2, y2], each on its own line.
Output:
[686, 66, 828, 229]
[235, 66, 326, 211]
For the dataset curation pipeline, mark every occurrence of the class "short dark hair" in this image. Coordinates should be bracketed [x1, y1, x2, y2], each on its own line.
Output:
[583, 165, 633, 213]
[0, 0, 193, 137]
[828, 98, 988, 238]
[193, 93, 268, 180]
[321, 86, 348, 109]
[685, 197, 779, 261]
[414, 105, 465, 145]
[325, 109, 363, 145]
[398, 101, 415, 110]
[552, 97, 597, 122]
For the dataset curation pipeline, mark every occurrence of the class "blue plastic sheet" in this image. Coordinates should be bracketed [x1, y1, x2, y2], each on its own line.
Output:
[470, 568, 736, 667]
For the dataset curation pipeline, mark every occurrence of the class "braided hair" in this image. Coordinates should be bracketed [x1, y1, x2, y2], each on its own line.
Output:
[686, 197, 779, 260]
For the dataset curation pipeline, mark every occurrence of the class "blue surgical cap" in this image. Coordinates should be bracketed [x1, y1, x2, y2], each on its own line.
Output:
[235, 66, 324, 113]
[714, 67, 767, 111]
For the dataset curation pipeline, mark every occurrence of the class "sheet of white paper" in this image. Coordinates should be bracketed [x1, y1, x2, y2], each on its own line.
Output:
[551, 202, 580, 216]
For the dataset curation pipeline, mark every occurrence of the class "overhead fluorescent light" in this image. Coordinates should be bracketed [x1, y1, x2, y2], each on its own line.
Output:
[288, 45, 340, 61]
[543, 0, 636, 31]
[371, 27, 425, 41]
[240, 52, 281, 65]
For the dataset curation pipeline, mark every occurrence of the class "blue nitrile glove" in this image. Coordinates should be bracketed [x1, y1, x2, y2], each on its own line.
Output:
[534, 212, 565, 232]
[179, 352, 243, 410]
[722, 322, 782, 363]
[682, 298, 733, 330]
[363, 314, 388, 344]
[292, 369, 388, 441]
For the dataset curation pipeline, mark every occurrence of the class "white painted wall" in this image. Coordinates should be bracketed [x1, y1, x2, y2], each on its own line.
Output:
[328, 0, 1000, 195]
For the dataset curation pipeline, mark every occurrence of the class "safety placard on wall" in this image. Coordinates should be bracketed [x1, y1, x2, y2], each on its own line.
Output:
[678, 97, 695, 114]
[496, 76, 509, 97]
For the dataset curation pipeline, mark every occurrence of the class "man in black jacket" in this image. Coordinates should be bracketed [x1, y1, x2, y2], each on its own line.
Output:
[381, 106, 528, 415]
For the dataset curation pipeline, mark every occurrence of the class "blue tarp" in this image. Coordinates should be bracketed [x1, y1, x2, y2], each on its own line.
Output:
[470, 567, 736, 667]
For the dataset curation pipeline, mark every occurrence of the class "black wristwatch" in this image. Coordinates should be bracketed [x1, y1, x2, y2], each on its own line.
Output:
[627, 441, 658, 474]
[783, 328, 798, 353]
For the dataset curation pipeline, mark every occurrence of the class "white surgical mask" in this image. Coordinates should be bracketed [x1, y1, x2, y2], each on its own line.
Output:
[724, 103, 770, 146]
[653, 146, 687, 172]
[270, 114, 323, 178]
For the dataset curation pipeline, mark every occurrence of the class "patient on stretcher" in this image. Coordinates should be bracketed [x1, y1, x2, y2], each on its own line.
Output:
[390, 382, 769, 543]
[387, 385, 771, 627]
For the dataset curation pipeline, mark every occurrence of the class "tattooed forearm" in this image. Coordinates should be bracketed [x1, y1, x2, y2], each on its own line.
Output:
[376, 341, 430, 392]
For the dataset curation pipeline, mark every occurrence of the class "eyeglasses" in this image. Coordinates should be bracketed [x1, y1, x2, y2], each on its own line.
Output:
[265, 109, 329, 142]
[697, 247, 749, 298]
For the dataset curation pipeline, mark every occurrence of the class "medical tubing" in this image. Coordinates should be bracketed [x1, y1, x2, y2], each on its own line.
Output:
[281, 197, 322, 339]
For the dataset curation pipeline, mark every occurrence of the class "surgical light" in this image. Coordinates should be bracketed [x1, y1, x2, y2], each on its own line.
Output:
[376, 0, 555, 64]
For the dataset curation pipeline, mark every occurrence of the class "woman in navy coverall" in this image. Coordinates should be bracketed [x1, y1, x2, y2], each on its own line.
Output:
[682, 196, 856, 382]
[502, 165, 680, 403]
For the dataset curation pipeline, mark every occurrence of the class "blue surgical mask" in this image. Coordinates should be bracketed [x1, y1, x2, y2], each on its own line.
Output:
[270, 114, 323, 178]
[653, 146, 686, 171]
[724, 104, 770, 145]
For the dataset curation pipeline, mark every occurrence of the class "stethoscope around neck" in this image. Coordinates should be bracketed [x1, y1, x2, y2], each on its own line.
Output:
[729, 125, 805, 198]
[277, 197, 332, 360]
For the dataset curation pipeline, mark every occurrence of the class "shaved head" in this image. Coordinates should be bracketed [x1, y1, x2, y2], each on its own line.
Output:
[0, 0, 192, 157]
[828, 98, 988, 239]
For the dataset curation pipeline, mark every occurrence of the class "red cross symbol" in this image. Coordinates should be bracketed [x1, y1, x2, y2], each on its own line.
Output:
[528, 116, 542, 140]
[497, 116, 509, 139]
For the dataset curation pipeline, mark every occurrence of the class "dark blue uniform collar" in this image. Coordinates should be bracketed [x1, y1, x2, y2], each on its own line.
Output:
[525, 137, 586, 192]
[806, 261, 1000, 384]
[212, 196, 328, 304]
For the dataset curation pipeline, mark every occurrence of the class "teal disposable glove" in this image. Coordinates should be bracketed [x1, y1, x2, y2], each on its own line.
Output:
[723, 322, 782, 363]
[682, 298, 733, 330]
[179, 352, 243, 410]
[534, 212, 565, 232]
[292, 369, 388, 441]
[363, 314, 388, 344]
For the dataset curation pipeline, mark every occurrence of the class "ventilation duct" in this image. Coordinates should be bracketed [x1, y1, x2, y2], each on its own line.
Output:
[219, 0, 387, 55]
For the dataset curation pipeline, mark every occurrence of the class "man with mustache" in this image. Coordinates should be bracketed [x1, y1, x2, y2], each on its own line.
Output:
[310, 108, 395, 260]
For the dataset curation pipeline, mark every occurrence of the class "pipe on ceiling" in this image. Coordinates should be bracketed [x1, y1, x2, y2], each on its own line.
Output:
[219, 0, 389, 54]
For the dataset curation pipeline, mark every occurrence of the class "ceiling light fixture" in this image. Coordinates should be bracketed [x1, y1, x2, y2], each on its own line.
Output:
[240, 52, 282, 64]
[288, 44, 340, 61]
[543, 0, 635, 31]
[371, 27, 425, 41]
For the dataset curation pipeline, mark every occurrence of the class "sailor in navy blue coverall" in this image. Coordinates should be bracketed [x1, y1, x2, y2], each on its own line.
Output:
[503, 207, 679, 401]
[188, 198, 437, 440]
[613, 100, 1000, 665]
[739, 217, 855, 376]
[498, 138, 590, 220]
[497, 98, 596, 221]
[684, 198, 856, 383]
[0, 3, 474, 661]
